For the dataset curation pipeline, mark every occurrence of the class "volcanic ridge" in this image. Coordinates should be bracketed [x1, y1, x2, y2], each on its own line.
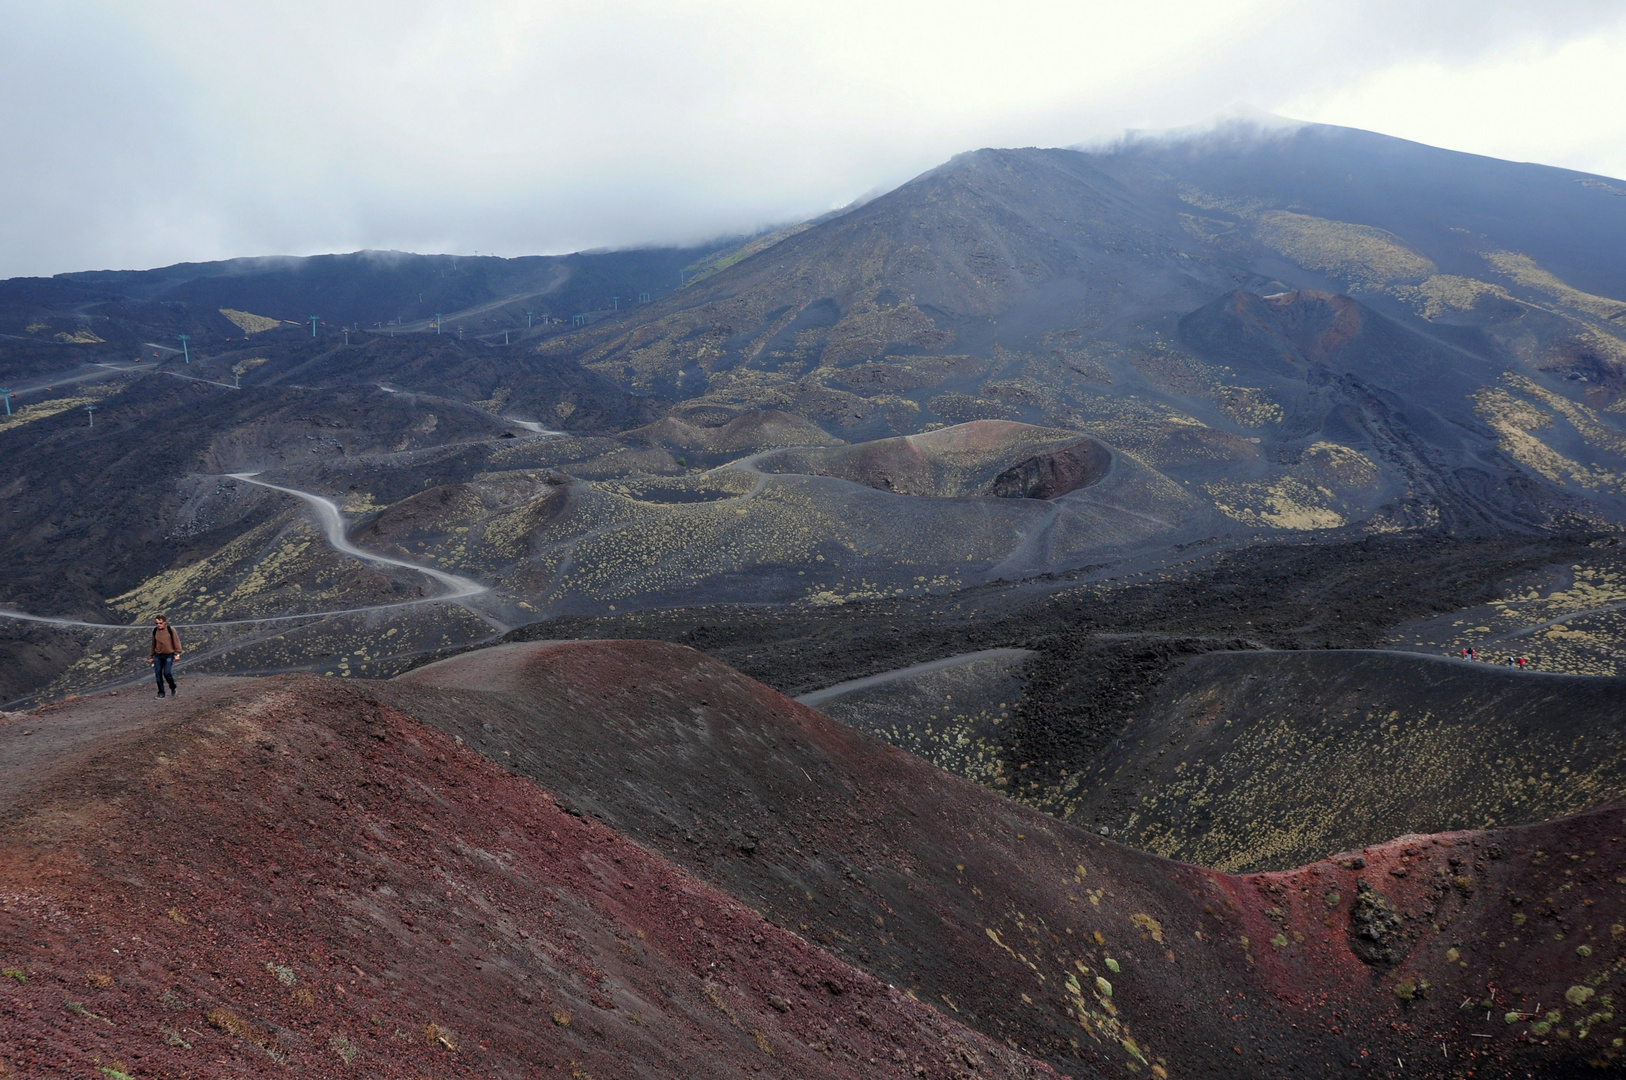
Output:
[4, 643, 1625, 1078]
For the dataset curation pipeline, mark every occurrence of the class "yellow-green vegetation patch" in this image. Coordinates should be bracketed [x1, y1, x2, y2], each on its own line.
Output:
[1506, 374, 1626, 457]
[1254, 211, 1435, 290]
[535, 470, 1043, 607]
[599, 469, 759, 504]
[1391, 274, 1516, 318]
[1398, 552, 1626, 675]
[1305, 441, 1379, 488]
[218, 308, 284, 334]
[231, 356, 270, 376]
[1204, 476, 1346, 531]
[341, 490, 386, 514]
[0, 383, 118, 434]
[1482, 251, 1626, 321]
[1125, 340, 1282, 427]
[928, 392, 1020, 423]
[831, 355, 992, 393]
[683, 224, 811, 285]
[471, 386, 512, 413]
[110, 518, 316, 621]
[811, 651, 1024, 788]
[1086, 650, 1626, 870]
[1474, 378, 1626, 494]
[1178, 212, 1241, 245]
[1212, 385, 1283, 427]
[1178, 187, 1267, 216]
[53, 328, 105, 344]
[1073, 398, 1253, 469]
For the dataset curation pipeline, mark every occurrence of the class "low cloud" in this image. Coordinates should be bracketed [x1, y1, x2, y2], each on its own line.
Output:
[2, 0, 1622, 277]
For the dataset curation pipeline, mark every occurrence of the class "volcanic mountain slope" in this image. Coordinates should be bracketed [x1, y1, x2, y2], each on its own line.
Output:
[1393, 543, 1626, 677]
[1097, 122, 1626, 308]
[0, 246, 727, 349]
[621, 410, 844, 463]
[805, 643, 1626, 872]
[1174, 288, 1578, 533]
[0, 676, 1053, 1080]
[238, 332, 661, 433]
[531, 124, 1626, 530]
[755, 421, 1110, 499]
[5, 122, 1626, 704]
[1064, 649, 1626, 872]
[511, 530, 1602, 794]
[383, 639, 1626, 1079]
[467, 419, 1196, 616]
[0, 375, 509, 617]
[798, 647, 1035, 787]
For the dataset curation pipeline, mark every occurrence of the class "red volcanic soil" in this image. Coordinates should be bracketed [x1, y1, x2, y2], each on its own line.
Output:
[1225, 289, 1363, 364]
[388, 641, 1626, 1079]
[757, 420, 1103, 498]
[0, 678, 1053, 1080]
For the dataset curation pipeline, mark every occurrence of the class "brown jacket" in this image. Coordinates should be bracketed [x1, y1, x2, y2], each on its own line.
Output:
[151, 625, 181, 657]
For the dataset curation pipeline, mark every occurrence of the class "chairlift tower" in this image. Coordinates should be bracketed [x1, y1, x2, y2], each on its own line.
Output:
[0, 388, 10, 416]
[85, 403, 96, 427]
[525, 310, 533, 329]
[638, 292, 650, 304]
[177, 333, 190, 363]
[435, 313, 443, 336]
[573, 314, 586, 327]
[612, 296, 619, 311]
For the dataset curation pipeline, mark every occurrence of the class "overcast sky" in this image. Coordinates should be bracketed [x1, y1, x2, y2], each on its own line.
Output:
[3, 0, 1624, 278]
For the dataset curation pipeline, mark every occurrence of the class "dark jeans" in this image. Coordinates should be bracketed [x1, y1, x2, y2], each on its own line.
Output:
[153, 653, 177, 692]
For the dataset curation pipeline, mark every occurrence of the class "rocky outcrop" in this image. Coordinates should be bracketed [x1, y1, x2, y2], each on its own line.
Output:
[990, 437, 1111, 499]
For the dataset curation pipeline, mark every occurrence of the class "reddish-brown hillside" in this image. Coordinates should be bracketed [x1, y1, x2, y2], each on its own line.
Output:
[388, 641, 1626, 1079]
[0, 677, 1052, 1080]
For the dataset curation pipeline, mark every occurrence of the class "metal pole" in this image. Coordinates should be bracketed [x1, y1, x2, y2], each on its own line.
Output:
[526, 310, 533, 328]
[309, 316, 319, 337]
[436, 314, 442, 335]
[85, 404, 96, 427]
[0, 389, 10, 416]
[177, 334, 190, 363]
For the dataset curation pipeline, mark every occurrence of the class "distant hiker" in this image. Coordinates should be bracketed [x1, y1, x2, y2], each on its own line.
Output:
[1468, 647, 1477, 661]
[150, 614, 180, 697]
[1517, 656, 1527, 669]
[1460, 648, 1469, 660]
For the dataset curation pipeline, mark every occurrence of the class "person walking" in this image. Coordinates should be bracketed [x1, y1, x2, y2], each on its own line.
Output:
[150, 614, 181, 697]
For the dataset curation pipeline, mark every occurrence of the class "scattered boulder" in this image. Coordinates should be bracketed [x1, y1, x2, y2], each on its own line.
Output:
[1348, 879, 1406, 965]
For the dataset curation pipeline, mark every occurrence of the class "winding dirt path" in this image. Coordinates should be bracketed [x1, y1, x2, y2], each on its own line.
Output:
[795, 647, 1036, 706]
[0, 474, 490, 635]
[225, 472, 488, 600]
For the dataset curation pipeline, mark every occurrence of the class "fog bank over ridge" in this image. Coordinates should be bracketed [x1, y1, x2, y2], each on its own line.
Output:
[3, 0, 1625, 277]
